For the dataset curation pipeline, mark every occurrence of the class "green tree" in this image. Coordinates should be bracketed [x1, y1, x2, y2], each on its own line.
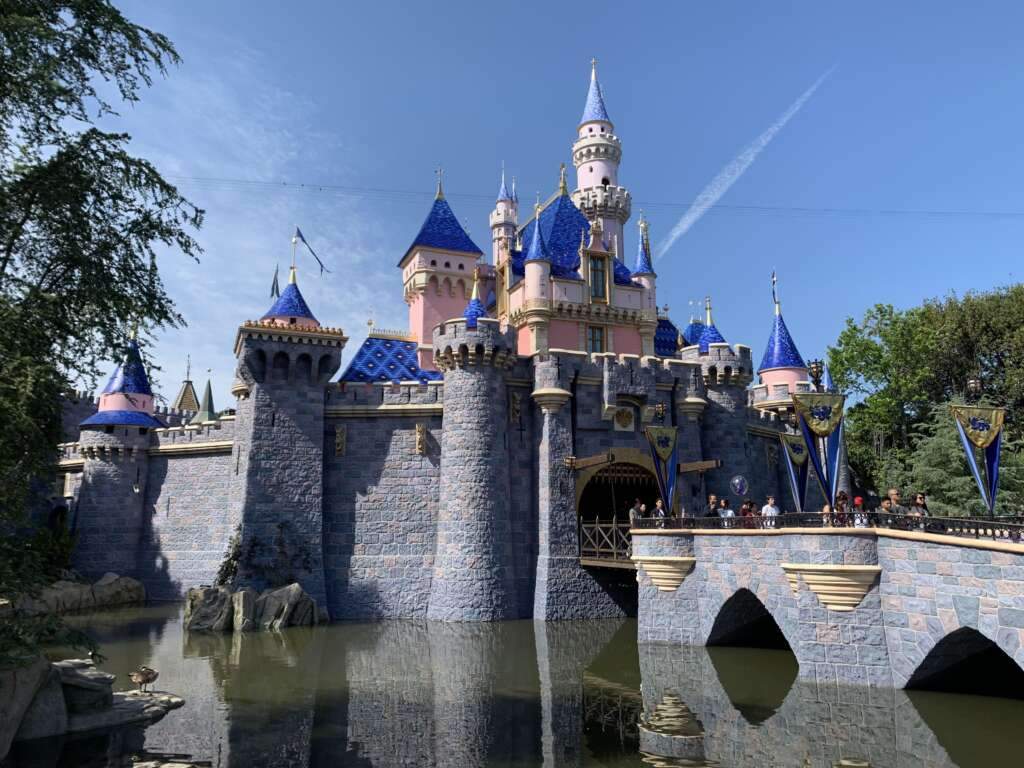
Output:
[0, 1, 202, 663]
[828, 287, 1024, 512]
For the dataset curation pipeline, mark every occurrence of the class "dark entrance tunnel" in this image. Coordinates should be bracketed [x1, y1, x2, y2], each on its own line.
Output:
[905, 627, 1024, 700]
[707, 589, 792, 651]
[578, 462, 660, 521]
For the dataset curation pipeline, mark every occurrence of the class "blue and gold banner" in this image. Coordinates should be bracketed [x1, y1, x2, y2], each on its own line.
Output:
[780, 434, 809, 512]
[950, 405, 1005, 513]
[644, 427, 679, 514]
[792, 393, 846, 437]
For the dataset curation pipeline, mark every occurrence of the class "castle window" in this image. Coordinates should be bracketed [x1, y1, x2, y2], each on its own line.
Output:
[458, 263, 464, 270]
[589, 256, 607, 301]
[601, 177, 610, 186]
[430, 259, 437, 266]
[587, 326, 605, 353]
[600, 126, 605, 133]
[444, 261, 451, 268]
[589, 127, 593, 133]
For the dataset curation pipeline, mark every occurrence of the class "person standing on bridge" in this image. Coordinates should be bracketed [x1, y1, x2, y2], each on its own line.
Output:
[705, 494, 720, 518]
[761, 495, 780, 529]
[718, 498, 735, 528]
[629, 498, 643, 527]
[887, 488, 908, 515]
[653, 498, 667, 528]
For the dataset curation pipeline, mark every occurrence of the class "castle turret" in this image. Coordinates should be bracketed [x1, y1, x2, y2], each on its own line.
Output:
[571, 60, 631, 257]
[632, 212, 656, 311]
[427, 280, 518, 620]
[231, 265, 346, 607]
[74, 331, 164, 578]
[189, 378, 217, 424]
[399, 176, 485, 370]
[522, 202, 553, 353]
[752, 292, 810, 416]
[489, 165, 518, 267]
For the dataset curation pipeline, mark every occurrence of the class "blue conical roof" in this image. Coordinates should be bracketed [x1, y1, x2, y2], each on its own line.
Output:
[497, 167, 511, 202]
[698, 324, 727, 354]
[580, 62, 611, 125]
[655, 318, 680, 357]
[400, 195, 483, 265]
[634, 216, 654, 275]
[758, 310, 806, 372]
[463, 271, 488, 329]
[523, 212, 551, 263]
[682, 321, 705, 347]
[262, 274, 318, 324]
[101, 339, 152, 396]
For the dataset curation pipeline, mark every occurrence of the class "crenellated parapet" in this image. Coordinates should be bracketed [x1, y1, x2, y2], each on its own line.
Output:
[678, 342, 754, 388]
[749, 378, 814, 409]
[571, 184, 632, 228]
[431, 317, 517, 372]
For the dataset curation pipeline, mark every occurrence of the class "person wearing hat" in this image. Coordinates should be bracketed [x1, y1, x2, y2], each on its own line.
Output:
[852, 495, 869, 528]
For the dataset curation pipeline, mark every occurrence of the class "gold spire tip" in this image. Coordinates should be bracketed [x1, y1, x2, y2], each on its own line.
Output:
[704, 296, 713, 325]
[558, 163, 568, 195]
[471, 266, 481, 301]
[288, 265, 297, 285]
[434, 166, 444, 199]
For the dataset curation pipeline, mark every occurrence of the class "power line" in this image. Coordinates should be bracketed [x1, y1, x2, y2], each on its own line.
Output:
[165, 174, 1024, 221]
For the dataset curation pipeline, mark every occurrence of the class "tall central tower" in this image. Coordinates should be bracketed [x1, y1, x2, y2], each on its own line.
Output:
[571, 60, 631, 258]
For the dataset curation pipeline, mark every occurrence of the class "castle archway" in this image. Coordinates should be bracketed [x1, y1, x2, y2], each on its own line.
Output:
[707, 588, 793, 652]
[906, 627, 1024, 699]
[577, 461, 659, 522]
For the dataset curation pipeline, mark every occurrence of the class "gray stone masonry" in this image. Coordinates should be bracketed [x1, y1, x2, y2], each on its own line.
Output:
[635, 528, 1024, 691]
[427, 318, 519, 620]
[231, 330, 341, 606]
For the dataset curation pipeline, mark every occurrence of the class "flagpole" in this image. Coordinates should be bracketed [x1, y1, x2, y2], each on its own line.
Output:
[291, 227, 297, 270]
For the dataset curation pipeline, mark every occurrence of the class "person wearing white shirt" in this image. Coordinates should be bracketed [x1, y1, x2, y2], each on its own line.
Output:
[761, 495, 780, 528]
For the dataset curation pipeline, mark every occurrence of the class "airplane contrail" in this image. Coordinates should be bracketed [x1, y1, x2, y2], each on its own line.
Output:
[654, 67, 835, 261]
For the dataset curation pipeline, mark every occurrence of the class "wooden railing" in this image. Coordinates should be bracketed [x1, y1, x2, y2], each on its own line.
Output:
[579, 517, 633, 567]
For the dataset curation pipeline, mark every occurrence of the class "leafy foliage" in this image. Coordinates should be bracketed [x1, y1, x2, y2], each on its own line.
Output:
[0, 1, 202, 660]
[828, 286, 1024, 512]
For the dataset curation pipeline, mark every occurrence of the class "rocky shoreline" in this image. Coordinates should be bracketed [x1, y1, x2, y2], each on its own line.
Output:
[0, 572, 145, 617]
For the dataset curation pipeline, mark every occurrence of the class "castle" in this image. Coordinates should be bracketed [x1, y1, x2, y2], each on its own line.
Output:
[55, 63, 820, 621]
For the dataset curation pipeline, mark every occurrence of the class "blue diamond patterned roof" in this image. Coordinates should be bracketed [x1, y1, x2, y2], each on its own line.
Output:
[81, 409, 165, 429]
[581, 68, 611, 125]
[612, 258, 633, 286]
[655, 318, 680, 357]
[681, 321, 705, 347]
[400, 197, 482, 265]
[512, 194, 593, 281]
[523, 214, 551, 264]
[698, 323, 727, 353]
[634, 230, 654, 275]
[100, 339, 152, 396]
[759, 312, 806, 372]
[463, 297, 487, 328]
[262, 282, 318, 324]
[339, 336, 443, 384]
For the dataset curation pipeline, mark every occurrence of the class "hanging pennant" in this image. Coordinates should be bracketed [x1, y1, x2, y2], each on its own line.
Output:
[780, 434, 809, 512]
[950, 405, 1005, 514]
[792, 393, 846, 437]
[644, 427, 679, 514]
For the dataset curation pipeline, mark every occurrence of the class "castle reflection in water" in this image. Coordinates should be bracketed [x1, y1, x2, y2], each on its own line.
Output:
[17, 604, 1024, 768]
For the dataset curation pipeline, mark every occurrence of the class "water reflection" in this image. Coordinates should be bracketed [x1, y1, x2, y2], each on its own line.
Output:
[9, 605, 1024, 768]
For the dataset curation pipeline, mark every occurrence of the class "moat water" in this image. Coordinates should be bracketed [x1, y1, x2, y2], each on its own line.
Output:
[10, 604, 1024, 767]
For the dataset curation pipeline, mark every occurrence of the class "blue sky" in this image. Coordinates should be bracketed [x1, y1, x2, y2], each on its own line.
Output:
[108, 1, 1023, 404]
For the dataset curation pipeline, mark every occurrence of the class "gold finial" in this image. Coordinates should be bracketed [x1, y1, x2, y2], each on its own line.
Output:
[705, 296, 713, 326]
[534, 192, 541, 219]
[434, 166, 444, 199]
[638, 209, 648, 233]
[558, 162, 568, 195]
[591, 57, 598, 78]
[288, 265, 297, 285]
[471, 266, 481, 301]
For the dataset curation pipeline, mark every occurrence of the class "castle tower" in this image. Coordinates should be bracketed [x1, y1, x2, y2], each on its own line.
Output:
[489, 165, 518, 267]
[678, 298, 756, 502]
[522, 202, 553, 353]
[399, 175, 485, 370]
[753, 290, 809, 417]
[171, 356, 200, 413]
[427, 275, 518, 620]
[231, 265, 346, 607]
[571, 60, 631, 259]
[73, 331, 164, 578]
[189, 378, 217, 424]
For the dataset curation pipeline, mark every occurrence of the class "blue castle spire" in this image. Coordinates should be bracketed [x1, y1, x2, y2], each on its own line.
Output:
[523, 202, 551, 264]
[697, 296, 727, 353]
[100, 336, 153, 397]
[400, 173, 483, 264]
[497, 164, 511, 202]
[463, 268, 487, 328]
[262, 266, 319, 326]
[580, 58, 611, 125]
[758, 302, 806, 372]
[633, 212, 655, 275]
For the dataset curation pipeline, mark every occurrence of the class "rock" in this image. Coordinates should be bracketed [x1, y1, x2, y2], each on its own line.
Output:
[184, 586, 233, 632]
[253, 583, 318, 631]
[232, 587, 256, 632]
[65, 690, 184, 735]
[0, 655, 49, 758]
[15, 666, 68, 741]
[54, 659, 116, 713]
[318, 604, 331, 624]
[91, 572, 145, 608]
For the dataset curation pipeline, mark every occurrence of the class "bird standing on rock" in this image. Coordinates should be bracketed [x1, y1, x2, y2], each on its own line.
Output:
[129, 665, 158, 692]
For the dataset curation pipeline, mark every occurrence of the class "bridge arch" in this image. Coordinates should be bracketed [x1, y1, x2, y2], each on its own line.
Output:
[905, 626, 1024, 699]
[706, 588, 794, 652]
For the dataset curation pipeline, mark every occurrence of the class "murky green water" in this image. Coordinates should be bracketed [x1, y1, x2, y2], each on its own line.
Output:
[7, 604, 1024, 767]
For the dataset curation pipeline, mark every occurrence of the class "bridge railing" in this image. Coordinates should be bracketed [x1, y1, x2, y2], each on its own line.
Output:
[579, 516, 632, 564]
[632, 512, 1024, 543]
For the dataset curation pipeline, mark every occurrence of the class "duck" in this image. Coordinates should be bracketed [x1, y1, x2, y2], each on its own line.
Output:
[129, 665, 158, 692]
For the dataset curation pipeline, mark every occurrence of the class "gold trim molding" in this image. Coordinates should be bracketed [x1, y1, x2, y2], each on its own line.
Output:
[781, 563, 881, 612]
[632, 556, 696, 592]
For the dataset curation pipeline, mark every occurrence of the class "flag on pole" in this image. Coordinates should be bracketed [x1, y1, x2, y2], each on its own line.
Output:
[644, 426, 680, 514]
[270, 264, 280, 298]
[292, 226, 331, 275]
[950, 404, 1006, 513]
[771, 270, 778, 305]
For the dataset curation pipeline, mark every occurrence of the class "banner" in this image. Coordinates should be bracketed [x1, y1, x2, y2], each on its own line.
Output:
[644, 427, 679, 514]
[792, 393, 846, 437]
[950, 405, 1005, 513]
[780, 434, 809, 512]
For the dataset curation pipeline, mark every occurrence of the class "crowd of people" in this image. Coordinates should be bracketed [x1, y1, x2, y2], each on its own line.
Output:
[626, 487, 932, 528]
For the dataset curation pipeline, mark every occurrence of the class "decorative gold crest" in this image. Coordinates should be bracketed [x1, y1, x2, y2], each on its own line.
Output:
[950, 404, 1005, 449]
[614, 407, 635, 431]
[415, 423, 427, 455]
[792, 393, 845, 437]
[644, 426, 678, 463]
[334, 425, 347, 457]
[780, 433, 808, 465]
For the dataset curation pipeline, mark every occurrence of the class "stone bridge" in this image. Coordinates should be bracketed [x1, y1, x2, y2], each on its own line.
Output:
[632, 524, 1024, 692]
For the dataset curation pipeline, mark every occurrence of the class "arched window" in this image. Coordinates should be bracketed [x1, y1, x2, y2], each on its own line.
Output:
[601, 177, 610, 186]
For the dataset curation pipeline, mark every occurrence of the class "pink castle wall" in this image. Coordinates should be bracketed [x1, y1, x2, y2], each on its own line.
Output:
[99, 393, 154, 413]
[613, 327, 642, 356]
[409, 278, 468, 345]
[759, 368, 806, 397]
[548, 320, 579, 351]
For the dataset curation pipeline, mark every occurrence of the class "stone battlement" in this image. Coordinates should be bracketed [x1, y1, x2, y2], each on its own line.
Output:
[749, 379, 814, 405]
[432, 317, 516, 371]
